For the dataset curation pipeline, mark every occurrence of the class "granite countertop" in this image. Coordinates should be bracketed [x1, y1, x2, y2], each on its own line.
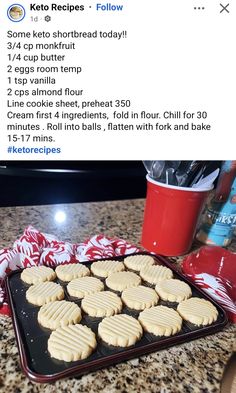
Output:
[0, 199, 235, 393]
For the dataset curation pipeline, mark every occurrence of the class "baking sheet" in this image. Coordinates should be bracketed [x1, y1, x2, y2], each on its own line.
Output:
[6, 253, 228, 383]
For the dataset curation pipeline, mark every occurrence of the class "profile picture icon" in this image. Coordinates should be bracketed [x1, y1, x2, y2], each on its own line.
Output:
[7, 4, 25, 22]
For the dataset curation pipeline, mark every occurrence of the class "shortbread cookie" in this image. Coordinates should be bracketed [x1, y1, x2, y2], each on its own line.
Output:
[91, 260, 125, 278]
[48, 324, 97, 361]
[140, 265, 173, 285]
[124, 255, 155, 271]
[155, 279, 192, 303]
[122, 286, 159, 310]
[38, 300, 82, 330]
[138, 305, 182, 336]
[26, 281, 64, 306]
[67, 277, 104, 298]
[177, 297, 218, 326]
[55, 263, 90, 282]
[106, 271, 141, 292]
[98, 314, 143, 347]
[81, 291, 122, 317]
[21, 266, 56, 285]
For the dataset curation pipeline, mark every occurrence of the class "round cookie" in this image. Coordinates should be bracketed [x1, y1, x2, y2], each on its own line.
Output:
[177, 297, 218, 326]
[48, 324, 97, 362]
[140, 265, 173, 285]
[155, 279, 192, 303]
[67, 277, 104, 299]
[91, 260, 125, 278]
[138, 305, 182, 336]
[26, 281, 64, 306]
[55, 263, 90, 282]
[106, 271, 141, 292]
[98, 314, 143, 347]
[81, 291, 122, 317]
[124, 255, 155, 271]
[121, 285, 159, 310]
[21, 266, 56, 285]
[38, 300, 82, 330]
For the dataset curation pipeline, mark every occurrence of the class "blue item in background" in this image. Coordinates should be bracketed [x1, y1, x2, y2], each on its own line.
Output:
[197, 161, 236, 247]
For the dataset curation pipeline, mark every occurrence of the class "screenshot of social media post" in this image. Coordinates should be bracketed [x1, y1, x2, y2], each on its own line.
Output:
[0, 0, 234, 159]
[0, 1, 236, 389]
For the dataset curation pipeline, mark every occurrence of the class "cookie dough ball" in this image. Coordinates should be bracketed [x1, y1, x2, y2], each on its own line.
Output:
[124, 254, 155, 271]
[81, 291, 122, 317]
[48, 324, 97, 361]
[98, 314, 143, 347]
[21, 266, 56, 284]
[67, 276, 104, 298]
[106, 271, 141, 292]
[38, 300, 82, 330]
[177, 297, 218, 326]
[91, 260, 125, 278]
[140, 265, 173, 285]
[122, 285, 158, 310]
[139, 305, 182, 336]
[155, 279, 192, 303]
[55, 263, 90, 281]
[26, 281, 64, 306]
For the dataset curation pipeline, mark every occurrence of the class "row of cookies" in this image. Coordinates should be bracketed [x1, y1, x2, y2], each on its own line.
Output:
[21, 263, 90, 284]
[24, 277, 185, 334]
[43, 298, 218, 362]
[20, 256, 142, 285]
[24, 269, 190, 309]
[20, 254, 163, 285]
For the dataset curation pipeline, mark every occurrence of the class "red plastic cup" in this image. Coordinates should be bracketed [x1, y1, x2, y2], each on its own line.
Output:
[141, 175, 213, 256]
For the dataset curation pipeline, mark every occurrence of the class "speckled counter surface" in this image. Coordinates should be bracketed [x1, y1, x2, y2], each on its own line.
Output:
[0, 199, 235, 393]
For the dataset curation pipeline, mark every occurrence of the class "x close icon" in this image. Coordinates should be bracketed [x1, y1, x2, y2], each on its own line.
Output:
[220, 3, 230, 13]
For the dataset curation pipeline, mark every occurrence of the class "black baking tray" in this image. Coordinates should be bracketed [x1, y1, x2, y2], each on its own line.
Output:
[6, 252, 228, 383]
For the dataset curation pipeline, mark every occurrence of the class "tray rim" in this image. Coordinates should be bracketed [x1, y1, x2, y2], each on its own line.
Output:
[5, 251, 229, 383]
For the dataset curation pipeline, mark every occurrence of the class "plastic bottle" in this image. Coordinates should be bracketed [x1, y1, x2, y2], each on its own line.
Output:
[196, 161, 236, 247]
